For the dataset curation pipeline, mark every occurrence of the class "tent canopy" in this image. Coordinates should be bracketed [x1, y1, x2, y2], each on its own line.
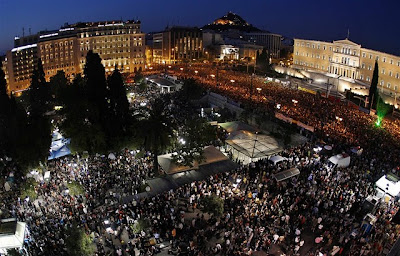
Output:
[328, 153, 350, 167]
[0, 219, 26, 251]
[269, 155, 288, 165]
[219, 121, 259, 133]
[274, 168, 300, 182]
[226, 130, 282, 159]
[158, 146, 229, 174]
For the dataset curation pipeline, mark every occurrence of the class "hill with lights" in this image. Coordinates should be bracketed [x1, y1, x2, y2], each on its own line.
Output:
[203, 12, 262, 32]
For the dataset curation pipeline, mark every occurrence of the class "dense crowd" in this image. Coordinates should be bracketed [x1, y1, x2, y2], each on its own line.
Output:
[1, 63, 400, 255]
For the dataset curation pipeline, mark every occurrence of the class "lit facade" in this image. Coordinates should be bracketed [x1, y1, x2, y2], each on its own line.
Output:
[152, 27, 203, 64]
[243, 32, 282, 59]
[5, 20, 145, 93]
[294, 38, 400, 97]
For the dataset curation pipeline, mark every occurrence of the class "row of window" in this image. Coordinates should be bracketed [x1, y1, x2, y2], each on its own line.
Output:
[296, 42, 400, 67]
[41, 41, 73, 50]
[79, 29, 140, 38]
[361, 52, 400, 66]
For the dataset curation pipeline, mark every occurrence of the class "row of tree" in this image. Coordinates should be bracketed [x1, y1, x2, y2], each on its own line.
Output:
[0, 61, 52, 175]
[1, 50, 216, 177]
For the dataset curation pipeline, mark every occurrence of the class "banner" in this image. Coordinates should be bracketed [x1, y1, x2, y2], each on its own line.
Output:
[297, 121, 315, 132]
[275, 112, 293, 123]
[298, 86, 317, 95]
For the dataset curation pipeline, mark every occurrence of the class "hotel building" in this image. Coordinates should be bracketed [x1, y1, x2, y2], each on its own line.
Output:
[4, 20, 145, 93]
[293, 38, 400, 98]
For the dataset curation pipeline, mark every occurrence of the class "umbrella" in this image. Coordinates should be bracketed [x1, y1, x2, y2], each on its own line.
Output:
[324, 145, 332, 150]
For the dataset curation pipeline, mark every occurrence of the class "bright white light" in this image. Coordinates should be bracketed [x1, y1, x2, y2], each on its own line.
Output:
[59, 28, 74, 32]
[180, 68, 183, 71]
[276, 104, 281, 109]
[11, 44, 37, 52]
[195, 70, 198, 74]
[178, 138, 186, 145]
[292, 99, 298, 104]
[104, 220, 110, 225]
[39, 33, 59, 39]
[230, 79, 235, 83]
[210, 74, 215, 78]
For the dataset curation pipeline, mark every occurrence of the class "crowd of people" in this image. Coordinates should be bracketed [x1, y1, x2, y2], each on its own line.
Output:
[1, 63, 400, 255]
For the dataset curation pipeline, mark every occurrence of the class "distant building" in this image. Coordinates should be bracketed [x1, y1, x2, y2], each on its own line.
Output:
[217, 45, 239, 60]
[243, 32, 282, 59]
[293, 38, 400, 100]
[152, 26, 203, 64]
[203, 12, 283, 60]
[4, 20, 145, 93]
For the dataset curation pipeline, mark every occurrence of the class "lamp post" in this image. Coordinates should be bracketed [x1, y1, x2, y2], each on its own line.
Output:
[250, 73, 254, 98]
[337, 75, 342, 97]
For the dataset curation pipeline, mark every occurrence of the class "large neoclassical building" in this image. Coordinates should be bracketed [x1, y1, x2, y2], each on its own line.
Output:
[3, 20, 146, 93]
[293, 38, 400, 99]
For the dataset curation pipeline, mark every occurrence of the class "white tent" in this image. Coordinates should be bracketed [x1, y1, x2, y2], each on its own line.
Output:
[274, 168, 300, 182]
[0, 219, 26, 253]
[269, 155, 288, 165]
[158, 146, 229, 174]
[375, 174, 400, 198]
[328, 154, 350, 168]
[226, 130, 282, 164]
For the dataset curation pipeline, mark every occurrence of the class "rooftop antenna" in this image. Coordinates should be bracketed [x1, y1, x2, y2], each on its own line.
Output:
[347, 28, 350, 39]
[22, 27, 25, 37]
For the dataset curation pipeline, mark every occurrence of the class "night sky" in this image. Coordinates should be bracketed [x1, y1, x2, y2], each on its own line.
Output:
[0, 0, 399, 55]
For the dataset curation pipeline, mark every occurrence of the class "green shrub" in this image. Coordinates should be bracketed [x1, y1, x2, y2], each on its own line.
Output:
[20, 178, 38, 200]
[67, 181, 84, 196]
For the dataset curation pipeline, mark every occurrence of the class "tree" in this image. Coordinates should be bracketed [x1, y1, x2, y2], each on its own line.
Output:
[24, 58, 52, 167]
[136, 98, 175, 174]
[368, 60, 379, 110]
[106, 68, 131, 150]
[201, 194, 224, 217]
[60, 52, 112, 154]
[172, 118, 215, 167]
[65, 225, 95, 256]
[107, 68, 130, 128]
[49, 70, 69, 106]
[134, 70, 144, 84]
[29, 58, 51, 115]
[256, 48, 270, 73]
[60, 74, 107, 153]
[0, 62, 10, 157]
[178, 78, 205, 101]
[84, 50, 108, 113]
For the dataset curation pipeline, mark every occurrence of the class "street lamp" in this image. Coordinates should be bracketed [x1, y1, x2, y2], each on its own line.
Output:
[337, 75, 342, 96]
[256, 87, 262, 101]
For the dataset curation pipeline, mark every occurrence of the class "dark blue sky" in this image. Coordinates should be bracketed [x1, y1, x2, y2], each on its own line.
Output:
[1, 0, 399, 55]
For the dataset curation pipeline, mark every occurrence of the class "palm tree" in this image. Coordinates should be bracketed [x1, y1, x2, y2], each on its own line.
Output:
[135, 98, 175, 174]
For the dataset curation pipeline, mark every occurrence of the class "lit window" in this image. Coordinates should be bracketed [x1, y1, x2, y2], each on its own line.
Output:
[367, 76, 370, 82]
[380, 80, 384, 85]
[387, 83, 391, 89]
[383, 57, 386, 63]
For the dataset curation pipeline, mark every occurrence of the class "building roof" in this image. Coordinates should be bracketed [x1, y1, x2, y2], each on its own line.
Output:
[333, 39, 361, 47]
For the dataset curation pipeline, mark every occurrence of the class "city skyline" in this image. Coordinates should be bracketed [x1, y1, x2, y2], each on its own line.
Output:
[1, 0, 399, 55]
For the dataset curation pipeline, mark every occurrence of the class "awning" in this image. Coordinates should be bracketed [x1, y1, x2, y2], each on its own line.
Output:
[273, 168, 300, 182]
